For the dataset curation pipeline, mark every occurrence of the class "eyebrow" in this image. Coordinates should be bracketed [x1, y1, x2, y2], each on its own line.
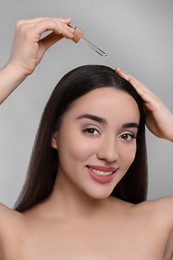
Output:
[76, 113, 139, 128]
[76, 114, 107, 124]
[122, 122, 139, 129]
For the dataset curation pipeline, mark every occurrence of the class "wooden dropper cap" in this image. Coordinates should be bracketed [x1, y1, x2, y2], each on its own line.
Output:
[71, 26, 85, 43]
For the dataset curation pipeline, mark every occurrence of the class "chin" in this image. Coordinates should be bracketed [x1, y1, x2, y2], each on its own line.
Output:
[86, 189, 113, 200]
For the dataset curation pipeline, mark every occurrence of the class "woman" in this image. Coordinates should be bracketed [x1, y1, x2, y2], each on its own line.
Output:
[0, 17, 173, 260]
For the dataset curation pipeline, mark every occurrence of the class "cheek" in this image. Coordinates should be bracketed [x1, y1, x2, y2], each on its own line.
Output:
[59, 132, 99, 162]
[73, 141, 99, 162]
[119, 143, 137, 167]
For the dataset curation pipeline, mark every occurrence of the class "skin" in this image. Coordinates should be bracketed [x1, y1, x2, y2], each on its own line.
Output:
[1, 88, 173, 260]
[0, 17, 173, 260]
[51, 87, 139, 200]
[0, 17, 74, 104]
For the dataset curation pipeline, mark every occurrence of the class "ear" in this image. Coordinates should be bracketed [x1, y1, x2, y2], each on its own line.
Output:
[51, 131, 58, 150]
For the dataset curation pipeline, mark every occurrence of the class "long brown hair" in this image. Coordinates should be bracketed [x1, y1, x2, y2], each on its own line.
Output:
[14, 65, 147, 212]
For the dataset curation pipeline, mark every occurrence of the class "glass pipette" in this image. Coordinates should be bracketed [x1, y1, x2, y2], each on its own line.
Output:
[80, 37, 108, 58]
[70, 25, 108, 58]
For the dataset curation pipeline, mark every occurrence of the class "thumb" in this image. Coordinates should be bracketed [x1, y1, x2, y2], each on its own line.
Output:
[39, 32, 64, 51]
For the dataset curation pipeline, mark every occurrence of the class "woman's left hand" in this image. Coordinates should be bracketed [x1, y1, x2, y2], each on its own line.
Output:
[115, 67, 173, 142]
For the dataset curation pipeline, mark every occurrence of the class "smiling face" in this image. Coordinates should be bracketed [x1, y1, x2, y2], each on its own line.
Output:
[51, 87, 140, 199]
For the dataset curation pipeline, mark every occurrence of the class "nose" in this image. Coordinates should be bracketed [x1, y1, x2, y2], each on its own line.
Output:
[97, 135, 118, 163]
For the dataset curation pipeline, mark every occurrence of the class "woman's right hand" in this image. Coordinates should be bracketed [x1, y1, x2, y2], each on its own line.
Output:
[116, 67, 173, 142]
[7, 17, 74, 77]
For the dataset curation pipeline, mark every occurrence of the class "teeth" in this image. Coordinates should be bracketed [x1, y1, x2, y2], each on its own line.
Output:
[92, 169, 113, 176]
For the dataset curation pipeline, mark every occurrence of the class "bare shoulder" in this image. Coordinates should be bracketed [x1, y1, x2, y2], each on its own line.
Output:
[130, 196, 173, 229]
[113, 196, 173, 258]
[0, 202, 25, 255]
[0, 202, 25, 234]
[134, 196, 173, 258]
[110, 195, 173, 219]
[135, 196, 173, 220]
[0, 202, 24, 224]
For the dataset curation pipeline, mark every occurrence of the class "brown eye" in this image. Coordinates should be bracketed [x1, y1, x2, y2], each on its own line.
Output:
[120, 133, 136, 141]
[83, 127, 100, 135]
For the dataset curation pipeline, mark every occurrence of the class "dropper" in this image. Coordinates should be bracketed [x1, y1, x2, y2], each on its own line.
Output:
[70, 25, 108, 58]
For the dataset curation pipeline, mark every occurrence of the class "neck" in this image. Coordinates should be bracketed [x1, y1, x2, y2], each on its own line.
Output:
[46, 172, 112, 221]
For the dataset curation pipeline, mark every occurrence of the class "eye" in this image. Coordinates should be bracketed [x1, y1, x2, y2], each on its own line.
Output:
[119, 133, 136, 142]
[82, 127, 100, 136]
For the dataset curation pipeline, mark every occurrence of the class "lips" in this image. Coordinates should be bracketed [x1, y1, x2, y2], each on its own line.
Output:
[86, 165, 117, 184]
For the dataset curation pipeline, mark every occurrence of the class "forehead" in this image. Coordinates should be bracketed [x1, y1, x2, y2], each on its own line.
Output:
[66, 87, 140, 123]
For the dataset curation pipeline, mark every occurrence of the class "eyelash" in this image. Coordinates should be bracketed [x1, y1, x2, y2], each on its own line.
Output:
[119, 133, 136, 142]
[82, 127, 137, 141]
[82, 127, 100, 136]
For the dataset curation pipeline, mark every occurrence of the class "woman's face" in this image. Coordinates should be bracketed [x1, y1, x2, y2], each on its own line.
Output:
[52, 87, 140, 199]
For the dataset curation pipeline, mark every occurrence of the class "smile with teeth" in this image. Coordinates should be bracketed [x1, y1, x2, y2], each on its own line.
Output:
[90, 168, 113, 176]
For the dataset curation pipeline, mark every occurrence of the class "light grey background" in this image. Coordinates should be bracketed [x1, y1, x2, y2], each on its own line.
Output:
[0, 0, 173, 208]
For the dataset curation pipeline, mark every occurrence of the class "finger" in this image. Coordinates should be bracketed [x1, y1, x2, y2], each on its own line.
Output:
[30, 19, 74, 40]
[39, 32, 64, 51]
[16, 17, 74, 40]
[129, 77, 163, 113]
[116, 67, 152, 93]
[115, 67, 161, 109]
[115, 67, 136, 83]
[17, 17, 72, 25]
[52, 19, 74, 37]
